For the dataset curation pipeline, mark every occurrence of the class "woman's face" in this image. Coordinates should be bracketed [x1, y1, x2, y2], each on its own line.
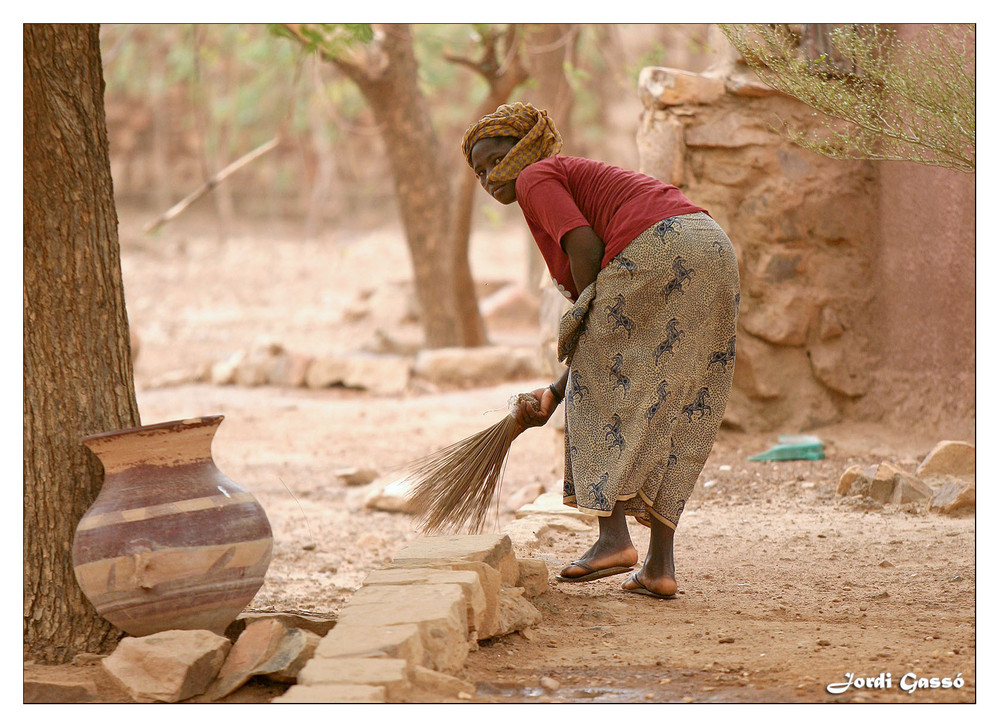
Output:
[470, 137, 518, 205]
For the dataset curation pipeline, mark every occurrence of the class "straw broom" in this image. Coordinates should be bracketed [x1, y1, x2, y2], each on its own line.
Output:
[403, 393, 539, 534]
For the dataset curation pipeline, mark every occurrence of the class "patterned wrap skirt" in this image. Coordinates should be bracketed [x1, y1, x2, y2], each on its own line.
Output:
[557, 212, 740, 530]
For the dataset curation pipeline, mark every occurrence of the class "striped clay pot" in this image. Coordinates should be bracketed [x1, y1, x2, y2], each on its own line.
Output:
[72, 415, 272, 637]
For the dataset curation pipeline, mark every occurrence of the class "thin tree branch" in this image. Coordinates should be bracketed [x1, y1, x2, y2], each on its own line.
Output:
[142, 136, 281, 234]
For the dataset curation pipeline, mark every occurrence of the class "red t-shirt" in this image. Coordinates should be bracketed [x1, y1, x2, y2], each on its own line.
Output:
[515, 155, 707, 301]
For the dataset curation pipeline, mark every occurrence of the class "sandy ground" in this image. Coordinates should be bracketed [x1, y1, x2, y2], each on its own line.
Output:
[27, 206, 976, 705]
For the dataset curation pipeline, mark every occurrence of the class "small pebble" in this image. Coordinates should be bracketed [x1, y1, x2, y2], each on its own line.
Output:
[301, 543, 316, 551]
[540, 677, 560, 692]
[457, 692, 473, 701]
[878, 560, 894, 568]
[718, 636, 735, 644]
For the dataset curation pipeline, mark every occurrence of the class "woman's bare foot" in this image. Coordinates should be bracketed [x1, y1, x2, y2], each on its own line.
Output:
[558, 541, 638, 580]
[621, 512, 678, 597]
[558, 500, 637, 581]
[621, 569, 677, 598]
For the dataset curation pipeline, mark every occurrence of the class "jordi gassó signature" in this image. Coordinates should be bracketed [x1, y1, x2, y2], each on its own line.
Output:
[826, 671, 966, 695]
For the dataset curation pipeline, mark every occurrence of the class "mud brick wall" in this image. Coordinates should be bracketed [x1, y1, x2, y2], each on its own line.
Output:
[637, 64, 883, 432]
[636, 62, 974, 437]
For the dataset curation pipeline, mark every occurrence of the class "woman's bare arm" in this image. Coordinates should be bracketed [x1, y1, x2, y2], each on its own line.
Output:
[562, 225, 605, 295]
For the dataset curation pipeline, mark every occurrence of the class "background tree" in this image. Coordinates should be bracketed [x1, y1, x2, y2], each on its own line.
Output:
[24, 24, 141, 662]
[279, 23, 496, 348]
[719, 23, 975, 173]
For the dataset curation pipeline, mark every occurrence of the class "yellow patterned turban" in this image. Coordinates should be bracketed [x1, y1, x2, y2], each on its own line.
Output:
[461, 102, 563, 184]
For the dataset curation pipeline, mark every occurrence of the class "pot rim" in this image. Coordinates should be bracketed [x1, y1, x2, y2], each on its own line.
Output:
[81, 414, 225, 444]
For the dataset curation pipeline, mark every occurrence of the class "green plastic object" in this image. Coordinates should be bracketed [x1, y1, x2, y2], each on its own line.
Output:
[747, 435, 825, 462]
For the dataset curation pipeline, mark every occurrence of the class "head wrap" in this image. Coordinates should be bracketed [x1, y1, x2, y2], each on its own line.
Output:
[461, 102, 563, 184]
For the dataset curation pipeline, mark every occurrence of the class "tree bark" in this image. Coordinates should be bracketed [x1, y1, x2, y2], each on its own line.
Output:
[24, 23, 140, 663]
[445, 26, 530, 347]
[332, 24, 483, 348]
[521, 24, 579, 292]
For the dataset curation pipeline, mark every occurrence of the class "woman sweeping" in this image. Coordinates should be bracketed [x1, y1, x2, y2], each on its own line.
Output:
[462, 102, 740, 599]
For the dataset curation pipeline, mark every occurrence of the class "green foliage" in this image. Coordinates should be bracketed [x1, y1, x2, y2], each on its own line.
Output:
[719, 24, 975, 173]
[269, 23, 373, 53]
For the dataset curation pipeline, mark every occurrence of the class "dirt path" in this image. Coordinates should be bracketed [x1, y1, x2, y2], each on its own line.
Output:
[29, 210, 974, 704]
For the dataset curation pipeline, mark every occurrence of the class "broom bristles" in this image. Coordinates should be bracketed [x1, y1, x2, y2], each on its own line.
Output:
[402, 412, 525, 534]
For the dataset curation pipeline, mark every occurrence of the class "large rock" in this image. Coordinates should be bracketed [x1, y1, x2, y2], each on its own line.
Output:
[868, 462, 932, 505]
[210, 349, 246, 386]
[638, 66, 726, 108]
[480, 285, 540, 329]
[929, 481, 976, 515]
[305, 353, 411, 395]
[917, 441, 975, 479]
[412, 346, 542, 387]
[837, 464, 877, 497]
[205, 619, 320, 701]
[267, 351, 313, 388]
[364, 476, 419, 514]
[102, 630, 231, 703]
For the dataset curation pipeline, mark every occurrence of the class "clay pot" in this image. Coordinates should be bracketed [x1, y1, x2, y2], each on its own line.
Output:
[72, 415, 272, 637]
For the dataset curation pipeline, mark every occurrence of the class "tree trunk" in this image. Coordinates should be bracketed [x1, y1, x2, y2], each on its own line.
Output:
[333, 25, 482, 347]
[23, 23, 140, 663]
[445, 30, 531, 347]
[521, 24, 579, 293]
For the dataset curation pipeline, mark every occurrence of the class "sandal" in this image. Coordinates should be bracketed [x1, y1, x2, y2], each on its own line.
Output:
[621, 572, 678, 599]
[555, 560, 633, 583]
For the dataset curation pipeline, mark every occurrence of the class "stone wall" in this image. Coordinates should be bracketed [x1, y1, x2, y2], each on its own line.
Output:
[635, 56, 975, 437]
[637, 63, 883, 432]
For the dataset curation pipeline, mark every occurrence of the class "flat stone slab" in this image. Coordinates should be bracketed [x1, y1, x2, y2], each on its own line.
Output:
[363, 567, 488, 635]
[297, 657, 409, 699]
[24, 675, 99, 703]
[336, 583, 469, 671]
[272, 683, 386, 703]
[392, 534, 519, 585]
[514, 492, 596, 523]
[315, 623, 424, 664]
[504, 514, 591, 550]
[228, 610, 337, 638]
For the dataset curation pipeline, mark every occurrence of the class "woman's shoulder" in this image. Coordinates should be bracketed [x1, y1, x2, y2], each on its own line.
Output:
[519, 155, 597, 182]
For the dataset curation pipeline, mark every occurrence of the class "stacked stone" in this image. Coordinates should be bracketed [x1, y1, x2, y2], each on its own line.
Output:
[635, 64, 880, 432]
[274, 533, 547, 703]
